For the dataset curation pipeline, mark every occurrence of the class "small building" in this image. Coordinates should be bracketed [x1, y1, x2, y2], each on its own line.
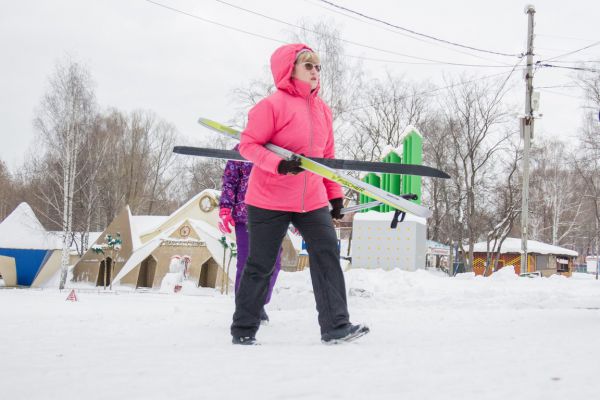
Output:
[0, 203, 62, 287]
[72, 189, 302, 291]
[471, 237, 578, 277]
[351, 211, 426, 271]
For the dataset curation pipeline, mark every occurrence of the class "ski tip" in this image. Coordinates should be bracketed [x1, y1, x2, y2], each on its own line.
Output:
[198, 117, 211, 126]
[197, 117, 241, 138]
[198, 117, 222, 130]
[421, 165, 450, 179]
[172, 146, 192, 155]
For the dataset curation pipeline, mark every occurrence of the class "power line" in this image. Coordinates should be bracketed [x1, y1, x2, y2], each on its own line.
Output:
[537, 88, 583, 100]
[143, 0, 519, 71]
[302, 0, 514, 66]
[317, 0, 522, 58]
[548, 60, 600, 64]
[213, 0, 516, 68]
[342, 66, 526, 114]
[536, 33, 599, 42]
[144, 0, 512, 69]
[342, 54, 514, 68]
[142, 0, 526, 113]
[541, 40, 600, 62]
[537, 62, 600, 73]
[143, 0, 285, 44]
[535, 84, 579, 89]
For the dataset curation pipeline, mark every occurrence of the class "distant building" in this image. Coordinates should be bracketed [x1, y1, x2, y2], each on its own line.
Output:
[0, 203, 62, 287]
[471, 237, 578, 277]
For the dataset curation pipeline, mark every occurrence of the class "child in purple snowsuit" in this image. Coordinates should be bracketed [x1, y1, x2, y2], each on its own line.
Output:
[218, 145, 282, 322]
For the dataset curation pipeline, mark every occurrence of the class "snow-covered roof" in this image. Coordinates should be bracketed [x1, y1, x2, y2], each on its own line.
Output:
[112, 235, 163, 284]
[0, 203, 61, 250]
[131, 216, 169, 236]
[401, 125, 422, 139]
[135, 189, 221, 237]
[380, 126, 423, 159]
[472, 237, 577, 257]
[381, 144, 403, 159]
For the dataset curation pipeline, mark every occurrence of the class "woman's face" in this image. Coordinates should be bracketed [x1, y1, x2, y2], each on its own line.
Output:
[292, 61, 320, 90]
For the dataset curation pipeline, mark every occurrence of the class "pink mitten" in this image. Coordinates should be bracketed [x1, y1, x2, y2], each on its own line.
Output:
[218, 208, 235, 234]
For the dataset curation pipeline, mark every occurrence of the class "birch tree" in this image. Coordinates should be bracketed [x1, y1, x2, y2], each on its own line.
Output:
[34, 59, 96, 289]
[529, 139, 583, 245]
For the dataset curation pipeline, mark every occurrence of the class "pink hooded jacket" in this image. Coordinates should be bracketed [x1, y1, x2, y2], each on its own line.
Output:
[239, 43, 343, 213]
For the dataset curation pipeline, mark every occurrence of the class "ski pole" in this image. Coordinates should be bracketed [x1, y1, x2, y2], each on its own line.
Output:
[225, 243, 237, 295]
[219, 236, 229, 294]
[341, 201, 381, 214]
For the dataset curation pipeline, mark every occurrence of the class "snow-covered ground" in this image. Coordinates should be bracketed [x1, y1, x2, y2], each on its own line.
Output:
[1, 268, 600, 400]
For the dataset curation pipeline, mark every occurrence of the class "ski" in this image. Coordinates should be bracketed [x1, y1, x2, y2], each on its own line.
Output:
[194, 118, 433, 219]
[341, 200, 382, 215]
[173, 146, 450, 179]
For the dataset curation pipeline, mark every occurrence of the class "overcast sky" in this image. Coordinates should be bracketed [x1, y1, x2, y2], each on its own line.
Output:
[1, 0, 599, 169]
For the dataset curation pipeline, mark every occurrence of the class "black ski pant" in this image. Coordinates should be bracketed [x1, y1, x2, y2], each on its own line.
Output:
[231, 205, 350, 338]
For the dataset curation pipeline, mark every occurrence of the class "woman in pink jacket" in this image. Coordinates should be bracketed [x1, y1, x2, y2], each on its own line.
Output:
[231, 43, 369, 345]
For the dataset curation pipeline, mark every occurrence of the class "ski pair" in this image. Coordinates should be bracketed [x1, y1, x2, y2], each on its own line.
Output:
[172, 147, 449, 179]
[185, 118, 434, 219]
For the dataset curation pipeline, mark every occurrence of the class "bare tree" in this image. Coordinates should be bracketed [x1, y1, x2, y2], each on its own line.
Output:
[574, 114, 600, 267]
[145, 119, 179, 214]
[230, 75, 275, 127]
[483, 139, 521, 275]
[528, 139, 584, 245]
[90, 109, 180, 219]
[346, 74, 429, 162]
[95, 109, 129, 224]
[439, 75, 516, 270]
[0, 160, 13, 221]
[71, 114, 113, 254]
[571, 67, 600, 267]
[34, 59, 96, 289]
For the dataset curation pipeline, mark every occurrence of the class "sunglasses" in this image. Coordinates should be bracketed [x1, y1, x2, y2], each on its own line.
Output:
[300, 62, 321, 72]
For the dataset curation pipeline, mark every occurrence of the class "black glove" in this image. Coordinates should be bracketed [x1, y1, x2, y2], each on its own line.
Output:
[277, 159, 303, 175]
[329, 197, 344, 220]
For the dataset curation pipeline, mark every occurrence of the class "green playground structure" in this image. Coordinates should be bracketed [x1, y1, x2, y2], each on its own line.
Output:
[360, 127, 423, 212]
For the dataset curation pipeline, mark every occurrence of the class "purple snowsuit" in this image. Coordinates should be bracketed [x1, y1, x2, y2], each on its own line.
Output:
[219, 146, 282, 303]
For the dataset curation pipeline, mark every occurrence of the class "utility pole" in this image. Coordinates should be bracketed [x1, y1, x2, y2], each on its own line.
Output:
[596, 216, 600, 280]
[520, 5, 536, 276]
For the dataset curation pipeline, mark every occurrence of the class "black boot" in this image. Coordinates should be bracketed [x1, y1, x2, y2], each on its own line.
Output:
[321, 324, 370, 344]
[232, 336, 259, 345]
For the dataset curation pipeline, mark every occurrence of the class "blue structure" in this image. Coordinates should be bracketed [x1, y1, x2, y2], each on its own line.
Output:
[0, 203, 62, 287]
[0, 248, 52, 286]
